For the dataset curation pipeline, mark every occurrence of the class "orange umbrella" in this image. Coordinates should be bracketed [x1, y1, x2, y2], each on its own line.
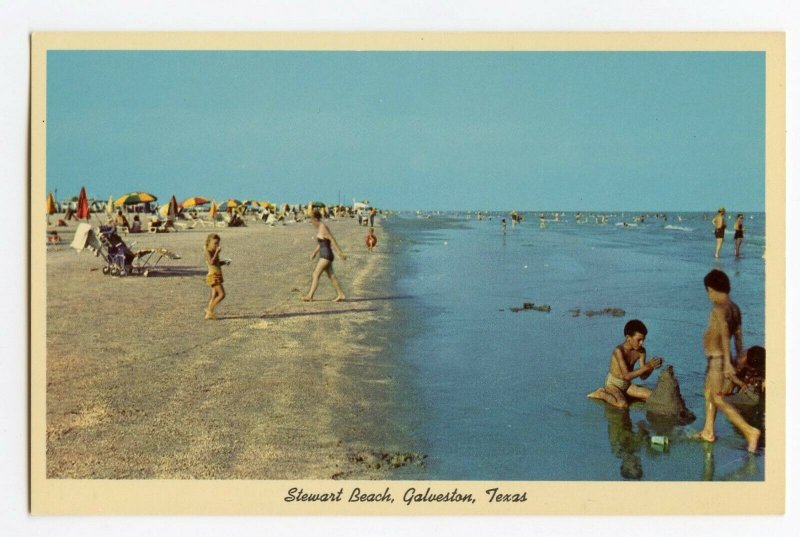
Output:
[209, 199, 218, 219]
[76, 187, 90, 220]
[46, 192, 57, 215]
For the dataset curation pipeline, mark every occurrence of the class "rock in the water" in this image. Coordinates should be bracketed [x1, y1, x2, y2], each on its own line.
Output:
[645, 365, 695, 425]
[509, 302, 551, 313]
[584, 307, 626, 317]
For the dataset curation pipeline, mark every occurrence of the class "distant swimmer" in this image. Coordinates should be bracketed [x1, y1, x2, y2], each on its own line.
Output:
[501, 218, 507, 234]
[693, 269, 760, 452]
[733, 213, 745, 257]
[587, 319, 664, 409]
[712, 207, 726, 258]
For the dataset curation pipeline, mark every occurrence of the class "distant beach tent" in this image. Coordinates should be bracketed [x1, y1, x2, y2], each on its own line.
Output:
[46, 192, 57, 215]
[181, 196, 210, 208]
[76, 187, 90, 220]
[353, 201, 370, 211]
[115, 192, 157, 206]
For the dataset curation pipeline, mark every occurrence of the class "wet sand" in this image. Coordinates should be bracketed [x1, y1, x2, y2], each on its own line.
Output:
[45, 215, 422, 479]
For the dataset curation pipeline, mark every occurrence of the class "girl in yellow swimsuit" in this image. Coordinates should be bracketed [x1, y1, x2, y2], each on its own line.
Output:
[204, 233, 225, 319]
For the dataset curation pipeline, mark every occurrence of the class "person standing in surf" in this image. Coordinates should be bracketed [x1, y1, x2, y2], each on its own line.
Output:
[733, 213, 745, 258]
[712, 207, 727, 258]
[303, 209, 347, 302]
[694, 269, 760, 452]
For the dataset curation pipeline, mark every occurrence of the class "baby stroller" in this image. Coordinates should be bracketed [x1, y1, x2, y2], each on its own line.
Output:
[98, 225, 135, 276]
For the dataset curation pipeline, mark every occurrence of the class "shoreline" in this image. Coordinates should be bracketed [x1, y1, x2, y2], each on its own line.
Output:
[45, 216, 423, 479]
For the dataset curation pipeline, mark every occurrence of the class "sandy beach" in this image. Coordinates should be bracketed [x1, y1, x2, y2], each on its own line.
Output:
[45, 215, 423, 479]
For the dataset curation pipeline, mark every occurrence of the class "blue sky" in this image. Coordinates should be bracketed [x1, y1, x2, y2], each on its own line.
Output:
[46, 51, 765, 211]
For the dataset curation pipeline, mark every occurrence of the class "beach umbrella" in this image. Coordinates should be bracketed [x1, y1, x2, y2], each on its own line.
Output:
[76, 187, 90, 220]
[209, 200, 218, 219]
[115, 192, 158, 206]
[218, 199, 242, 211]
[46, 192, 57, 215]
[159, 195, 179, 219]
[181, 196, 210, 208]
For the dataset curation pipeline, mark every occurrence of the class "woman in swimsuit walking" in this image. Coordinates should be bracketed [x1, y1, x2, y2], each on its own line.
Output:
[303, 209, 348, 302]
[733, 213, 745, 257]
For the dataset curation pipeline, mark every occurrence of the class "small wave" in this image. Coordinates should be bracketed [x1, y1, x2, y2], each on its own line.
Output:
[614, 222, 638, 227]
[664, 225, 694, 232]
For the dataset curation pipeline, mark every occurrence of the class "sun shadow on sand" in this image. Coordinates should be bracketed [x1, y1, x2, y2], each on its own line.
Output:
[143, 266, 207, 277]
[221, 307, 380, 320]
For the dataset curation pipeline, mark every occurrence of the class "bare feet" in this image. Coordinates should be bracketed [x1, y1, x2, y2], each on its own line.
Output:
[691, 430, 716, 443]
[586, 388, 607, 399]
[745, 428, 761, 453]
[302, 295, 312, 302]
[333, 295, 346, 302]
[204, 309, 217, 320]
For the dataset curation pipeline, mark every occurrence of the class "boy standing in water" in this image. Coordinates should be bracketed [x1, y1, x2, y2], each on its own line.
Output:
[587, 320, 664, 409]
[695, 269, 761, 452]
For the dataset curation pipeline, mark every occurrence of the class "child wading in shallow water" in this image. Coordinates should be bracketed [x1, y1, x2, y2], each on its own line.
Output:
[204, 233, 225, 320]
[587, 319, 663, 409]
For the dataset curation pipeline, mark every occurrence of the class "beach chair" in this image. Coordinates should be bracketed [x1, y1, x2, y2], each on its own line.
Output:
[187, 214, 207, 228]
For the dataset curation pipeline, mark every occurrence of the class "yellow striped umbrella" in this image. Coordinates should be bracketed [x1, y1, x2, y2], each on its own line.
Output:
[115, 192, 157, 206]
[181, 196, 210, 208]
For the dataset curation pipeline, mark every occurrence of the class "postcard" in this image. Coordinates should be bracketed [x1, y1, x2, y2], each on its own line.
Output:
[30, 32, 785, 515]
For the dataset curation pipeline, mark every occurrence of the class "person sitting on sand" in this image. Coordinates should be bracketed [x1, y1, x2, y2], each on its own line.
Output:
[303, 209, 347, 302]
[712, 207, 726, 258]
[693, 269, 760, 452]
[721, 345, 765, 408]
[587, 319, 664, 409]
[365, 228, 378, 251]
[114, 209, 130, 230]
[130, 214, 142, 233]
[204, 233, 225, 320]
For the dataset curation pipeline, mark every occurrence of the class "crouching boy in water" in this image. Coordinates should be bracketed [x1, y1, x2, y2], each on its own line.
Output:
[694, 269, 761, 452]
[587, 319, 663, 409]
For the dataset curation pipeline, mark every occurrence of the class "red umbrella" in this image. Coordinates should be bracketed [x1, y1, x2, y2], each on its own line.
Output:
[76, 186, 90, 220]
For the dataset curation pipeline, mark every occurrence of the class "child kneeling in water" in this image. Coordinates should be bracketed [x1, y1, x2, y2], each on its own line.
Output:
[587, 319, 663, 408]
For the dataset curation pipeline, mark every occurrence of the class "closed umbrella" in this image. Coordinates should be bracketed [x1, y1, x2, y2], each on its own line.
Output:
[209, 200, 218, 219]
[76, 187, 90, 220]
[105, 195, 115, 217]
[46, 192, 57, 215]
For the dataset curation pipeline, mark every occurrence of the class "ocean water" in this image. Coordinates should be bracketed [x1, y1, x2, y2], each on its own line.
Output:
[384, 211, 766, 481]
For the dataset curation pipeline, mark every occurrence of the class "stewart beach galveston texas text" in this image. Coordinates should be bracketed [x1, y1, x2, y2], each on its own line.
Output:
[284, 486, 527, 505]
[31, 35, 785, 515]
